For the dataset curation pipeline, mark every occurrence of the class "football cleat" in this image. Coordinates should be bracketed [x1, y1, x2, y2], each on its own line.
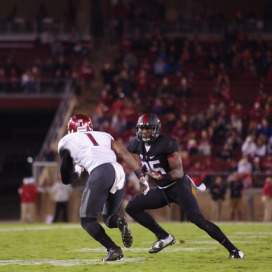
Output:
[149, 234, 176, 254]
[117, 217, 133, 248]
[229, 249, 244, 259]
[102, 247, 123, 262]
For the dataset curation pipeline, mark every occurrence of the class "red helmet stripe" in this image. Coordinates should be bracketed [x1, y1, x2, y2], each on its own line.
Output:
[142, 114, 149, 123]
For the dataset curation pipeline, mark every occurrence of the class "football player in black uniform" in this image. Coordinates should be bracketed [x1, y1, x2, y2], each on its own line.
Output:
[126, 113, 244, 259]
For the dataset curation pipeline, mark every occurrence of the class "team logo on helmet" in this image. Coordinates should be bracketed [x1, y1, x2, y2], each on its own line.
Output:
[67, 114, 93, 133]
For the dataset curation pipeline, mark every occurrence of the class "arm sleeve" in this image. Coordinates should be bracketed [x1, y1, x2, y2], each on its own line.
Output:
[59, 149, 78, 185]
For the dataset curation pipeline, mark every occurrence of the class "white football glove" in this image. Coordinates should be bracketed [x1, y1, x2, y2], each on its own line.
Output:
[75, 164, 84, 176]
[138, 173, 150, 195]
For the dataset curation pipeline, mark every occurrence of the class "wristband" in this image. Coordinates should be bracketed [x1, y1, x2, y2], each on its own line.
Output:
[134, 169, 142, 178]
[161, 173, 172, 180]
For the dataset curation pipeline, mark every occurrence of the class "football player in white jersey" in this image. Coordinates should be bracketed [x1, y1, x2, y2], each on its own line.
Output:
[58, 114, 149, 262]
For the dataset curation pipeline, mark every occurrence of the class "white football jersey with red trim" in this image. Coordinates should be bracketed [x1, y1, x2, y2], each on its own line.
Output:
[58, 131, 117, 174]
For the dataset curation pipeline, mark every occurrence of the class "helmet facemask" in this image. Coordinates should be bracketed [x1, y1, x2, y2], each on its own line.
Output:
[136, 125, 160, 143]
[136, 113, 161, 143]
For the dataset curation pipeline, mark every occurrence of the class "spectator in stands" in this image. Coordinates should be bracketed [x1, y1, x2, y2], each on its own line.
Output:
[176, 76, 192, 98]
[52, 68, 65, 93]
[51, 175, 73, 223]
[40, 29, 55, 46]
[250, 102, 264, 124]
[210, 176, 226, 221]
[261, 177, 272, 221]
[42, 57, 54, 76]
[204, 63, 217, 80]
[187, 136, 199, 156]
[237, 155, 252, 189]
[53, 56, 71, 78]
[167, 55, 182, 75]
[121, 98, 139, 130]
[92, 102, 109, 129]
[261, 154, 272, 173]
[21, 69, 36, 93]
[267, 135, 272, 155]
[227, 159, 238, 173]
[110, 109, 127, 134]
[229, 113, 243, 135]
[171, 115, 189, 140]
[255, 136, 267, 157]
[198, 129, 212, 157]
[241, 133, 257, 157]
[73, 41, 88, 57]
[99, 85, 114, 108]
[131, 91, 146, 113]
[252, 156, 263, 173]
[123, 51, 138, 76]
[190, 112, 207, 132]
[158, 77, 174, 99]
[116, 69, 133, 97]
[152, 97, 165, 116]
[229, 172, 244, 221]
[216, 143, 233, 161]
[256, 118, 272, 140]
[134, 68, 150, 96]
[216, 62, 230, 88]
[18, 177, 38, 223]
[101, 62, 116, 89]
[153, 57, 168, 78]
[164, 111, 178, 134]
[225, 129, 242, 151]
[139, 57, 152, 73]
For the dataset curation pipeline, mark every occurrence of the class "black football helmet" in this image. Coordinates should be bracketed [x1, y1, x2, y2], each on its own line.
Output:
[136, 113, 161, 143]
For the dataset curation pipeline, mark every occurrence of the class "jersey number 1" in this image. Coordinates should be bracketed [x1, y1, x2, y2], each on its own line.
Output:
[86, 134, 99, 146]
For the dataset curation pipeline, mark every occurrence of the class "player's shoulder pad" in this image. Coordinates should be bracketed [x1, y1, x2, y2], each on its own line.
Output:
[128, 136, 139, 153]
[159, 135, 179, 154]
[91, 131, 114, 141]
[58, 134, 71, 153]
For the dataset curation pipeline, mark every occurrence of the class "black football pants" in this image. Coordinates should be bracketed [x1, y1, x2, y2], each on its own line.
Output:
[126, 175, 237, 252]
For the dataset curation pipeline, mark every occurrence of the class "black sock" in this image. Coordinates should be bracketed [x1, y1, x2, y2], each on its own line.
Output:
[194, 218, 237, 252]
[81, 218, 118, 250]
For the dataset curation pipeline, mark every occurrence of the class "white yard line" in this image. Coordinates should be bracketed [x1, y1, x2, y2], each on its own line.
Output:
[70, 246, 218, 253]
[0, 225, 80, 232]
[0, 258, 145, 266]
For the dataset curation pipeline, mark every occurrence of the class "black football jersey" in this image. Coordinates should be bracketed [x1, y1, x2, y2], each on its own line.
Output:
[129, 135, 179, 187]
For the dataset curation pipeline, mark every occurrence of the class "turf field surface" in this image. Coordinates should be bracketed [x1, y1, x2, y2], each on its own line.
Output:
[0, 222, 271, 272]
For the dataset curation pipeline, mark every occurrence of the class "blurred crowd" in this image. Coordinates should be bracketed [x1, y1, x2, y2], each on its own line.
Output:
[10, 0, 272, 222]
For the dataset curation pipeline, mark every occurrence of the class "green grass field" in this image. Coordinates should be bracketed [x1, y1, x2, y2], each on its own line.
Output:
[0, 222, 271, 272]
